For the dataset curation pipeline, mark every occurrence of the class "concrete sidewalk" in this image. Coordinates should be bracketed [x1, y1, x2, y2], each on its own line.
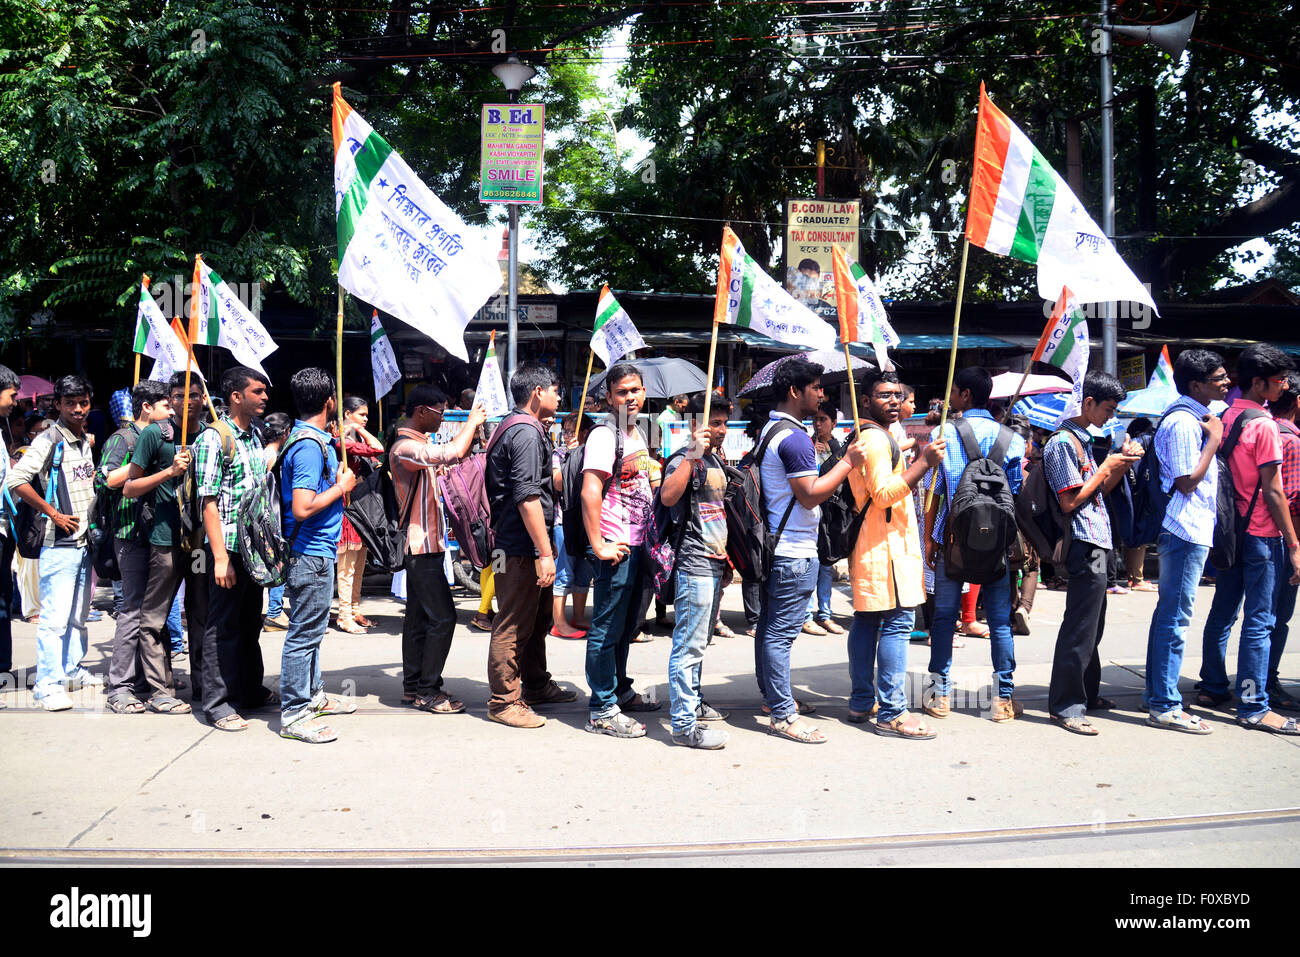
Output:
[2, 576, 1298, 862]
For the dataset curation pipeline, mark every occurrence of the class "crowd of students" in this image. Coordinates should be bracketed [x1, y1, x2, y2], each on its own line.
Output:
[0, 340, 1296, 746]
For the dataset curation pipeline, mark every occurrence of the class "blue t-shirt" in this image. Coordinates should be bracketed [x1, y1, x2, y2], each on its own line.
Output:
[758, 413, 820, 559]
[281, 422, 340, 558]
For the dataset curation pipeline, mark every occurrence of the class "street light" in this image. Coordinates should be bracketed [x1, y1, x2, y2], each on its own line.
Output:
[493, 55, 539, 384]
[1096, 6, 1196, 375]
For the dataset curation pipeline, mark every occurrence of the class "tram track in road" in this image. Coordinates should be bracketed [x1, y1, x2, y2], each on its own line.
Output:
[4, 808, 1298, 866]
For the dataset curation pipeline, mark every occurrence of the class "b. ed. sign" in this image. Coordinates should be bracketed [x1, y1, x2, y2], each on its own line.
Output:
[480, 103, 545, 204]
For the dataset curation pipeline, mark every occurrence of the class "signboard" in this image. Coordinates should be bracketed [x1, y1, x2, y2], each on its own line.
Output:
[784, 199, 860, 318]
[471, 302, 558, 325]
[479, 103, 545, 204]
[1119, 353, 1147, 393]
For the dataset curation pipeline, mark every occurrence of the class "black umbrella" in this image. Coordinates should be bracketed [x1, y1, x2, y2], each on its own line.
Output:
[587, 357, 709, 400]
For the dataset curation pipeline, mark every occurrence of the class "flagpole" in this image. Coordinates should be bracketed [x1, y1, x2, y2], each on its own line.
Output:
[1005, 364, 1034, 418]
[134, 354, 141, 388]
[134, 272, 150, 387]
[576, 350, 595, 419]
[180, 314, 196, 444]
[702, 318, 720, 428]
[925, 236, 970, 512]
[337, 285, 347, 474]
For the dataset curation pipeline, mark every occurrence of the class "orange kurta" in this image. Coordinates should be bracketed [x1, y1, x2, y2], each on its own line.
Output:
[847, 428, 925, 613]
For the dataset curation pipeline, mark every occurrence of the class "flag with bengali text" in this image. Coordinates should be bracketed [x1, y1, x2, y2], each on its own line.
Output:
[370, 311, 402, 400]
[192, 256, 278, 378]
[714, 226, 837, 350]
[590, 285, 646, 366]
[133, 276, 201, 383]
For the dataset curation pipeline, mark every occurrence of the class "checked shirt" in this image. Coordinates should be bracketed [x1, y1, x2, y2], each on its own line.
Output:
[193, 414, 266, 554]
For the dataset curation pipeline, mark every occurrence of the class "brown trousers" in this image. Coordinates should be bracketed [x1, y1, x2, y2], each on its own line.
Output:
[487, 556, 554, 712]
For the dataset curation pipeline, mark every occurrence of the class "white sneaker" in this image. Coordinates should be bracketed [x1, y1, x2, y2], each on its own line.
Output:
[66, 670, 104, 690]
[40, 690, 73, 712]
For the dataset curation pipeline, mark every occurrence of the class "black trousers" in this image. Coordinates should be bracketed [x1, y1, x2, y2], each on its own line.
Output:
[201, 546, 267, 721]
[402, 552, 457, 699]
[1048, 539, 1109, 719]
[140, 545, 209, 701]
[0, 533, 12, 674]
[742, 579, 761, 627]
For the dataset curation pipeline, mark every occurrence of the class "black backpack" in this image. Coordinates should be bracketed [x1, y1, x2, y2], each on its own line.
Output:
[1015, 428, 1082, 564]
[344, 464, 417, 574]
[1209, 408, 1268, 571]
[723, 418, 799, 584]
[561, 423, 624, 560]
[8, 433, 66, 560]
[642, 448, 698, 604]
[1127, 400, 1207, 548]
[942, 418, 1018, 584]
[817, 422, 899, 565]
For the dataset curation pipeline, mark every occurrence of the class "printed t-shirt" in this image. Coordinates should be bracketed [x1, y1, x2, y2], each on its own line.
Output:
[665, 450, 728, 575]
[583, 420, 653, 547]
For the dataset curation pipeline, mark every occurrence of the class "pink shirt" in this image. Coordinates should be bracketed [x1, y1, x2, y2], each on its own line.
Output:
[1222, 399, 1284, 539]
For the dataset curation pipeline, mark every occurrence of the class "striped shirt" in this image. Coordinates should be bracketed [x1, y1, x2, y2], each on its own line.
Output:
[389, 427, 463, 555]
[924, 409, 1025, 544]
[193, 415, 266, 554]
[5, 421, 96, 548]
[1043, 419, 1111, 548]
[1155, 395, 1217, 547]
[1277, 417, 1300, 531]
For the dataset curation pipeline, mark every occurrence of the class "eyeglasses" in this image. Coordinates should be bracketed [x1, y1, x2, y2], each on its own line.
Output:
[874, 391, 905, 400]
[1204, 373, 1231, 383]
[1269, 376, 1290, 385]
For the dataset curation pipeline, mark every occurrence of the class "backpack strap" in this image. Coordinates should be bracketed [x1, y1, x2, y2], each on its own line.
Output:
[1219, 408, 1269, 522]
[952, 417, 983, 464]
[988, 424, 1015, 469]
[854, 420, 902, 521]
[752, 417, 799, 468]
[483, 412, 547, 459]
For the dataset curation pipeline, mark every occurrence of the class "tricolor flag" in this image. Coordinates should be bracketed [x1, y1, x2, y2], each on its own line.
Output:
[333, 83, 500, 361]
[590, 285, 646, 366]
[475, 330, 511, 419]
[192, 256, 278, 378]
[714, 226, 836, 351]
[133, 276, 201, 383]
[1033, 286, 1090, 418]
[966, 83, 1158, 315]
[370, 311, 402, 401]
[831, 244, 899, 372]
[1146, 344, 1174, 392]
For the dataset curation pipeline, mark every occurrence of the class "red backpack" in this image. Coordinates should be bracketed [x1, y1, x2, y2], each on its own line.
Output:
[438, 412, 545, 569]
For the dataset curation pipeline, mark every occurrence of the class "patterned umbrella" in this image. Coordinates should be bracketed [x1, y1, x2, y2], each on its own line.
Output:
[738, 350, 876, 396]
[587, 356, 708, 400]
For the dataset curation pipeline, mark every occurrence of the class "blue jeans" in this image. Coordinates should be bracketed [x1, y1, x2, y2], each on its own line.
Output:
[927, 555, 1016, 699]
[584, 548, 642, 718]
[266, 583, 285, 618]
[1146, 532, 1211, 714]
[807, 562, 834, 621]
[669, 569, 722, 734]
[167, 588, 184, 654]
[1269, 553, 1298, 687]
[554, 525, 593, 594]
[755, 555, 819, 722]
[847, 606, 914, 722]
[34, 546, 92, 699]
[281, 554, 334, 726]
[1200, 533, 1281, 721]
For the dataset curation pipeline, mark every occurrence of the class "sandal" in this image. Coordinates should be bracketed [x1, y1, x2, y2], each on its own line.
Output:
[280, 716, 337, 744]
[314, 693, 356, 716]
[762, 699, 817, 716]
[1129, 579, 1159, 593]
[107, 694, 145, 715]
[249, 691, 280, 712]
[549, 626, 587, 640]
[846, 702, 880, 724]
[213, 714, 249, 732]
[1088, 696, 1117, 711]
[1238, 712, 1300, 735]
[584, 712, 646, 738]
[957, 620, 989, 639]
[146, 694, 191, 715]
[768, 716, 827, 744]
[1267, 685, 1300, 712]
[1051, 714, 1099, 736]
[621, 692, 662, 713]
[1195, 690, 1234, 709]
[413, 693, 465, 714]
[874, 711, 937, 740]
[926, 635, 966, 649]
[354, 613, 375, 628]
[1147, 708, 1212, 734]
[335, 619, 367, 635]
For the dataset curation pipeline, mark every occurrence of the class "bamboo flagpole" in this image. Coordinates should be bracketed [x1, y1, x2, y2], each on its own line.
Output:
[924, 236, 971, 512]
[576, 350, 595, 420]
[701, 318, 720, 428]
[337, 285, 347, 474]
[830, 244, 866, 476]
[180, 312, 196, 444]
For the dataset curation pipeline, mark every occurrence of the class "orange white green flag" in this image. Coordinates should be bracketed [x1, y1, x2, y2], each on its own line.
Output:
[966, 83, 1158, 315]
[714, 226, 836, 350]
[475, 330, 511, 418]
[333, 83, 500, 361]
[831, 244, 898, 371]
[133, 276, 201, 383]
[1033, 286, 1090, 417]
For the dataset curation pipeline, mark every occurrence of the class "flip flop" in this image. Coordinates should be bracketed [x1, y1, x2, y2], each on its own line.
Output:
[1051, 714, 1098, 736]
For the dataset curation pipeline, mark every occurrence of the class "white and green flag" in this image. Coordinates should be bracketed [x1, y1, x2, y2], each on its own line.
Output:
[133, 276, 200, 383]
[590, 285, 647, 365]
[715, 226, 837, 350]
[334, 83, 501, 361]
[1032, 286, 1090, 417]
[192, 256, 278, 378]
[475, 330, 511, 418]
[370, 310, 402, 400]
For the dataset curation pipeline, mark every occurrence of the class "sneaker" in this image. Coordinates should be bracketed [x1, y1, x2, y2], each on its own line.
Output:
[990, 696, 1024, 723]
[818, 618, 845, 635]
[523, 680, 578, 706]
[39, 690, 73, 712]
[263, 614, 289, 631]
[86, 610, 103, 623]
[66, 669, 104, 690]
[801, 619, 828, 636]
[489, 702, 547, 729]
[1011, 607, 1030, 636]
[696, 701, 729, 722]
[671, 725, 729, 749]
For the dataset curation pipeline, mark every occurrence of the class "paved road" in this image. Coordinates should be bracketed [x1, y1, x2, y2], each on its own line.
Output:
[2, 574, 1298, 864]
